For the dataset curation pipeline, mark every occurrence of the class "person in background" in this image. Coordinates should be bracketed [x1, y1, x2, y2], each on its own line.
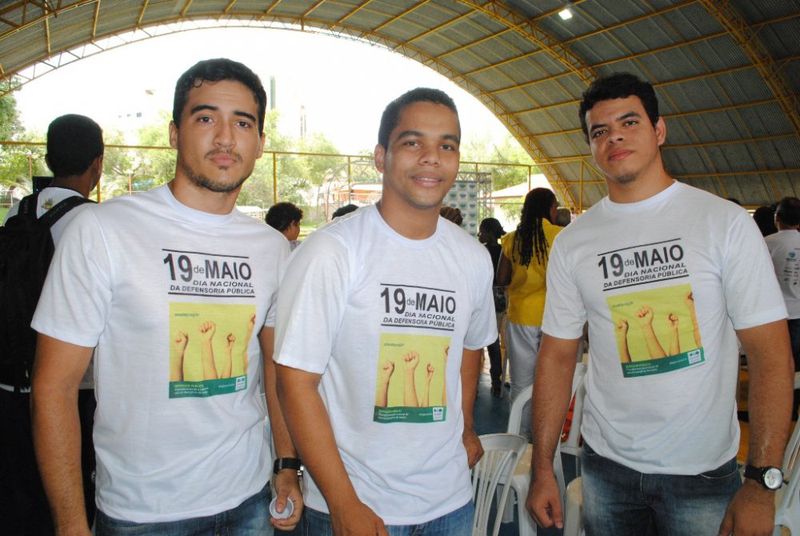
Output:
[1, 113, 103, 536]
[440, 205, 464, 226]
[478, 217, 507, 397]
[266, 201, 303, 250]
[765, 196, 800, 419]
[496, 187, 562, 437]
[754, 204, 778, 237]
[331, 203, 358, 219]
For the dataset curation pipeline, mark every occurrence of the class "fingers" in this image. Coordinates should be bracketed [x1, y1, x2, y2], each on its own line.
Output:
[716, 511, 733, 536]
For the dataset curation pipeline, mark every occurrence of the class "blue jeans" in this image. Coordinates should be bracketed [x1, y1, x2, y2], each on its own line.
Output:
[302, 501, 473, 536]
[95, 484, 272, 536]
[581, 443, 740, 536]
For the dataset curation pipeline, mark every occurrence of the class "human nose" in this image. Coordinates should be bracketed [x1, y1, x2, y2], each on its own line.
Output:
[607, 125, 623, 143]
[214, 121, 234, 148]
[419, 144, 440, 166]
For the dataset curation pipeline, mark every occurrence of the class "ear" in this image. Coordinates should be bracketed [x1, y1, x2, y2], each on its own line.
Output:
[169, 121, 179, 150]
[256, 132, 266, 160]
[374, 144, 386, 174]
[655, 117, 667, 147]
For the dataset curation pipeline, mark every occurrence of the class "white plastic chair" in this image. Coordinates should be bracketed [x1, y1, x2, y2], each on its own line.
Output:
[471, 433, 528, 536]
[563, 476, 584, 536]
[504, 362, 587, 536]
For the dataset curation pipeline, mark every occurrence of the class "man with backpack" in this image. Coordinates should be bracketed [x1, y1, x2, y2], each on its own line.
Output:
[0, 113, 103, 535]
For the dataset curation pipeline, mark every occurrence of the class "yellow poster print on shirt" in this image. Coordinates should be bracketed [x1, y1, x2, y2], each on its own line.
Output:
[373, 333, 451, 424]
[168, 302, 256, 398]
[607, 284, 705, 378]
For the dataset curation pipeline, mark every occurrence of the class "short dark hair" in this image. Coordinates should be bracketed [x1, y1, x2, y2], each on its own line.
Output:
[479, 217, 505, 238]
[331, 204, 358, 219]
[579, 73, 660, 142]
[45, 114, 103, 177]
[776, 197, 800, 227]
[378, 88, 459, 149]
[173, 58, 267, 133]
[265, 202, 303, 232]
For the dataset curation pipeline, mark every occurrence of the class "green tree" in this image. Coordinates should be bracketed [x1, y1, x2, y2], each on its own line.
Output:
[0, 80, 46, 190]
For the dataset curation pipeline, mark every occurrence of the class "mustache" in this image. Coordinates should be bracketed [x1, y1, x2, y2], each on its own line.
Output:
[205, 149, 242, 162]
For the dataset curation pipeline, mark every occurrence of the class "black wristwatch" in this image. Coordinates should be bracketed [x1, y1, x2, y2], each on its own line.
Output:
[743, 464, 783, 490]
[273, 457, 303, 476]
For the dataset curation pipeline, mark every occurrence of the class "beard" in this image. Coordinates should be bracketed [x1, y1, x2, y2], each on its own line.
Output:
[611, 172, 637, 185]
[178, 152, 250, 193]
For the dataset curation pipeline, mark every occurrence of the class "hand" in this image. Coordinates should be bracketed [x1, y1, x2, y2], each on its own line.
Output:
[426, 363, 435, 382]
[685, 291, 694, 305]
[199, 321, 216, 341]
[717, 481, 775, 536]
[248, 313, 256, 332]
[526, 470, 564, 530]
[403, 351, 419, 371]
[173, 331, 188, 352]
[330, 500, 388, 535]
[226, 333, 236, 350]
[615, 319, 628, 336]
[378, 360, 395, 384]
[462, 428, 484, 468]
[636, 306, 654, 327]
[667, 313, 679, 328]
[270, 469, 304, 531]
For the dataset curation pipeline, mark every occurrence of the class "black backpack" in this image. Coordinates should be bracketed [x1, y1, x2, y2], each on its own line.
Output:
[0, 192, 92, 392]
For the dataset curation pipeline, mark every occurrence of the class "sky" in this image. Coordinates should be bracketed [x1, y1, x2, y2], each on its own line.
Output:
[15, 26, 514, 154]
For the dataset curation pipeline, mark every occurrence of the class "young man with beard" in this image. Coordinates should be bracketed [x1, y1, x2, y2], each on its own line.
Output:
[30, 58, 302, 535]
[274, 88, 496, 535]
[526, 73, 792, 536]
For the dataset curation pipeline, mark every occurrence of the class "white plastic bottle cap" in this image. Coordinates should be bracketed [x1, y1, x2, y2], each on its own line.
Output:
[269, 496, 294, 520]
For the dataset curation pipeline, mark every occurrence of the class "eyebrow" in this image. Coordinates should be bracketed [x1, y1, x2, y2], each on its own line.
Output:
[589, 110, 642, 134]
[395, 130, 461, 144]
[189, 104, 257, 124]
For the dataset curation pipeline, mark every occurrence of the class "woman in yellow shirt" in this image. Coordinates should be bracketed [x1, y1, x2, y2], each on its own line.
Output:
[497, 187, 562, 437]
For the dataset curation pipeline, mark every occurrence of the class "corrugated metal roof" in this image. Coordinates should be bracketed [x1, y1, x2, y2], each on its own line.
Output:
[0, 0, 797, 209]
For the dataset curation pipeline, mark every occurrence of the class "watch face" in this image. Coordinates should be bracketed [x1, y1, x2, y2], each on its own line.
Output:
[764, 467, 783, 490]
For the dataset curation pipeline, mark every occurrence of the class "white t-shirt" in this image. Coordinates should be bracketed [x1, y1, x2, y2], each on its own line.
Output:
[2, 186, 93, 392]
[274, 205, 496, 525]
[543, 182, 786, 475]
[32, 185, 289, 522]
[765, 230, 800, 319]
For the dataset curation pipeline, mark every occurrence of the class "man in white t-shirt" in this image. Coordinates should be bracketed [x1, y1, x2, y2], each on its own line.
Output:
[30, 59, 302, 535]
[1, 113, 102, 535]
[274, 88, 496, 535]
[766, 197, 800, 417]
[526, 73, 793, 536]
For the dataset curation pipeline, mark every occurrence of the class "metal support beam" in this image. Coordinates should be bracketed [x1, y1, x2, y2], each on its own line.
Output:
[697, 0, 800, 140]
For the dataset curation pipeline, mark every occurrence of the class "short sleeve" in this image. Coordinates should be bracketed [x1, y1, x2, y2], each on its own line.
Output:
[32, 208, 112, 347]
[722, 212, 787, 329]
[541, 234, 587, 339]
[463, 248, 498, 350]
[273, 232, 350, 374]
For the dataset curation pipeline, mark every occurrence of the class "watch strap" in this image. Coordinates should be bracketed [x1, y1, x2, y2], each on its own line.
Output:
[273, 457, 302, 474]
[743, 464, 782, 489]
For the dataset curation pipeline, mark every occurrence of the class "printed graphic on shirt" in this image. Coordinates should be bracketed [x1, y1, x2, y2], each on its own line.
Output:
[597, 238, 688, 292]
[168, 303, 256, 398]
[373, 333, 450, 424]
[607, 284, 704, 378]
[163, 248, 255, 298]
[380, 283, 456, 332]
[779, 248, 800, 286]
